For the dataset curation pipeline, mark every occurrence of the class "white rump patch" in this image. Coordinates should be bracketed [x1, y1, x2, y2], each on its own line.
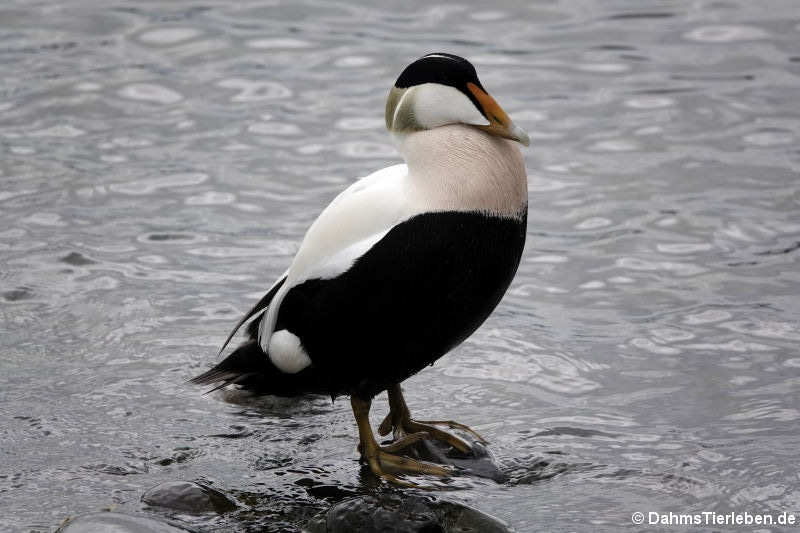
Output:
[268, 329, 311, 373]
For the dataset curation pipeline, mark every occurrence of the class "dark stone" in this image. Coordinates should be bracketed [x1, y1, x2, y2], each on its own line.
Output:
[298, 425, 506, 489]
[387, 433, 508, 483]
[305, 494, 513, 533]
[56, 512, 188, 533]
[436, 501, 515, 533]
[141, 480, 237, 514]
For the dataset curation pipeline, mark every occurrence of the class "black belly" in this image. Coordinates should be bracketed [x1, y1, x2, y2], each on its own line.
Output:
[274, 209, 527, 399]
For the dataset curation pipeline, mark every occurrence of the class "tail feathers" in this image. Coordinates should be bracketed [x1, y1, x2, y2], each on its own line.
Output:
[190, 340, 320, 397]
[189, 368, 257, 394]
[190, 341, 267, 384]
[216, 276, 286, 357]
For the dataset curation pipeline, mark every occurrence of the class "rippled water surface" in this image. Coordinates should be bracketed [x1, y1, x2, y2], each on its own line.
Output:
[2, 0, 800, 531]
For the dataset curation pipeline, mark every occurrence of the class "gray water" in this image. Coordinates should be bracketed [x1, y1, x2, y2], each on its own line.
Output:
[2, 0, 799, 531]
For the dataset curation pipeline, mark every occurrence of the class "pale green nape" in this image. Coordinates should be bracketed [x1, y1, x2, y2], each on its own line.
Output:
[384, 86, 423, 133]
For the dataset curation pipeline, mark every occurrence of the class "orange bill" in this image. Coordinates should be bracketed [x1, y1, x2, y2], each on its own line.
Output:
[467, 82, 530, 146]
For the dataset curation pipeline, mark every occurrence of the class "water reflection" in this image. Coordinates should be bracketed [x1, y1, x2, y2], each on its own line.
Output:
[2, 0, 800, 531]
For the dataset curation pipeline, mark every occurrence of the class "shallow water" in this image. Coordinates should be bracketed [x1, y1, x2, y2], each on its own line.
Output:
[2, 0, 800, 531]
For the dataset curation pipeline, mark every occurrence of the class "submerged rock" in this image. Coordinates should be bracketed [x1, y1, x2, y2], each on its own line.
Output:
[409, 438, 508, 483]
[141, 480, 237, 513]
[368, 429, 507, 484]
[304, 493, 513, 533]
[57, 512, 187, 533]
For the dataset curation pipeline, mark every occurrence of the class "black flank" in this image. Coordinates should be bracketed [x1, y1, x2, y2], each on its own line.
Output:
[273, 210, 527, 399]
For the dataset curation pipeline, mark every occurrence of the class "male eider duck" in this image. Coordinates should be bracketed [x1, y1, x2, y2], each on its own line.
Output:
[192, 52, 530, 485]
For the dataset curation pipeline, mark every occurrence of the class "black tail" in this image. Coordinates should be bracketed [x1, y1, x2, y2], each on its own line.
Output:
[215, 276, 286, 358]
[190, 341, 322, 397]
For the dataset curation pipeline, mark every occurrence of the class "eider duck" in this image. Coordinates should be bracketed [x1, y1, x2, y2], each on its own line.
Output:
[192, 52, 530, 485]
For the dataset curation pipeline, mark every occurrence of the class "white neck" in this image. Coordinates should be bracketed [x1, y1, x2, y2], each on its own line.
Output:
[393, 124, 528, 218]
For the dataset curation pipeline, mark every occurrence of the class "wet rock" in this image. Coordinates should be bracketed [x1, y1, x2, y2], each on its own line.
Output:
[141, 480, 237, 514]
[57, 512, 187, 533]
[304, 493, 513, 533]
[294, 477, 359, 499]
[383, 433, 507, 483]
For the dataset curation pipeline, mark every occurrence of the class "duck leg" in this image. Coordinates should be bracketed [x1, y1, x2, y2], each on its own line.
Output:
[350, 395, 452, 486]
[378, 384, 487, 454]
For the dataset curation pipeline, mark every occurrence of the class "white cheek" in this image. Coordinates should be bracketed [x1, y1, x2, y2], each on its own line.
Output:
[411, 83, 489, 129]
